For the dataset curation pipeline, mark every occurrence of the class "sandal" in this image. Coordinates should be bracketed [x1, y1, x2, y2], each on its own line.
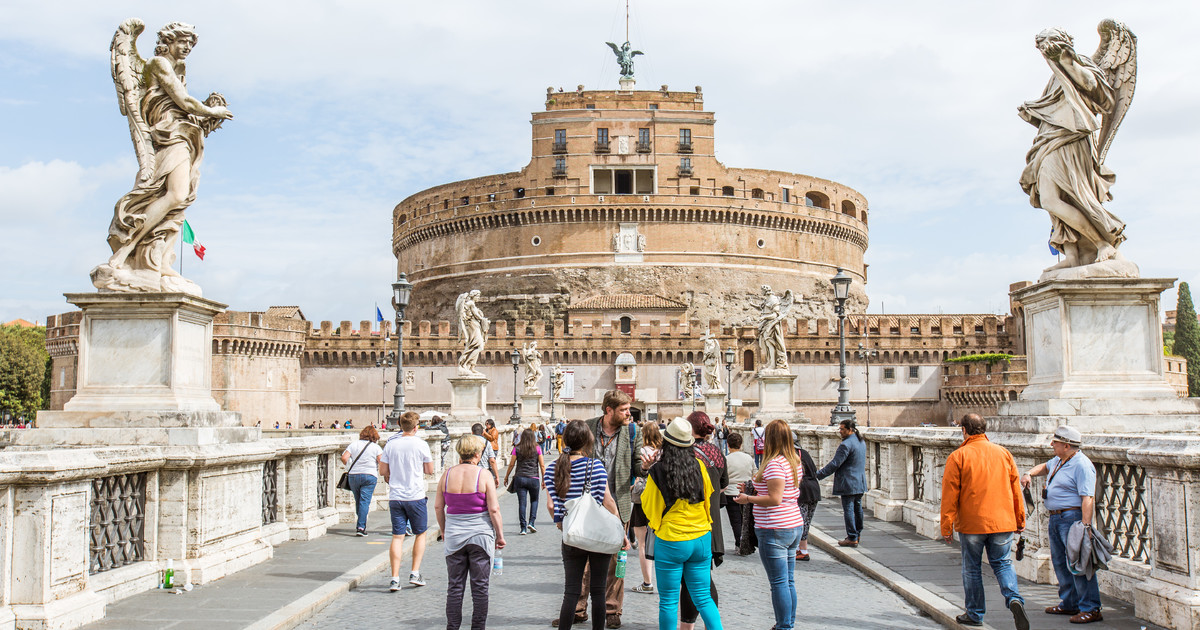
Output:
[1045, 605, 1079, 615]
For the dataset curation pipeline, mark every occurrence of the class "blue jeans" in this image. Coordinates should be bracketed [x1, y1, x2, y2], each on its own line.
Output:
[959, 532, 1024, 622]
[840, 494, 864, 541]
[653, 533, 722, 630]
[756, 527, 801, 630]
[347, 474, 377, 532]
[514, 476, 539, 530]
[1048, 509, 1102, 613]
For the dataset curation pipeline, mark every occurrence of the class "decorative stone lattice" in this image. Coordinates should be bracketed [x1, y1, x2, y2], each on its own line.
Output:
[911, 446, 925, 502]
[89, 472, 147, 574]
[317, 454, 329, 509]
[262, 460, 279, 524]
[1095, 462, 1150, 563]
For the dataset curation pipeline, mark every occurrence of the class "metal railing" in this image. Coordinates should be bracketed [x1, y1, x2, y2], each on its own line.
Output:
[677, 141, 693, 154]
[1095, 462, 1150, 563]
[89, 472, 147, 574]
[594, 140, 610, 153]
[636, 141, 651, 153]
[551, 166, 567, 178]
[317, 454, 330, 509]
[677, 167, 693, 177]
[551, 142, 567, 154]
[262, 460, 279, 524]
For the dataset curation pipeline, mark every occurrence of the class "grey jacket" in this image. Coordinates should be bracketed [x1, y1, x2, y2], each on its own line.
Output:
[585, 416, 645, 524]
[1066, 520, 1113, 580]
[815, 434, 868, 496]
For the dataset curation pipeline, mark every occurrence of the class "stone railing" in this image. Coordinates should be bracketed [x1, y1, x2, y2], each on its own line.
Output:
[730, 422, 1194, 627]
[0, 435, 347, 630]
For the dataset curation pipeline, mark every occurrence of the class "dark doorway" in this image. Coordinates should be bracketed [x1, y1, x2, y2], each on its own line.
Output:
[615, 170, 633, 194]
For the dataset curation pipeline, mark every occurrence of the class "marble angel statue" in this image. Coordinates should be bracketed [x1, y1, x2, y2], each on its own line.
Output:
[455, 290, 489, 376]
[93, 19, 233, 294]
[1018, 19, 1138, 280]
[679, 362, 697, 400]
[701, 332, 722, 393]
[550, 364, 566, 398]
[520, 341, 543, 395]
[755, 285, 794, 372]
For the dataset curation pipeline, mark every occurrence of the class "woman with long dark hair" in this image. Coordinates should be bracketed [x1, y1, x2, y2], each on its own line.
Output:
[640, 418, 723, 630]
[503, 428, 546, 534]
[733, 419, 805, 630]
[543, 420, 629, 630]
[677, 411, 727, 630]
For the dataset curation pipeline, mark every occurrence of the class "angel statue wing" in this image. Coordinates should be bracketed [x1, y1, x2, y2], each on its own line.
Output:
[110, 18, 156, 184]
[606, 41, 621, 56]
[455, 292, 469, 344]
[779, 289, 795, 317]
[1091, 18, 1137, 164]
[630, 49, 644, 58]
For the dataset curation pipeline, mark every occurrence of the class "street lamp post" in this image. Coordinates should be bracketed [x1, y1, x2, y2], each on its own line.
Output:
[855, 340, 879, 427]
[386, 274, 413, 431]
[376, 351, 395, 427]
[829, 268, 857, 426]
[509, 350, 521, 425]
[723, 347, 736, 424]
[548, 372, 557, 428]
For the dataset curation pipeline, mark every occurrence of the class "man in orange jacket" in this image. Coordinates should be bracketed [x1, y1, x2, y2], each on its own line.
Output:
[941, 413, 1029, 630]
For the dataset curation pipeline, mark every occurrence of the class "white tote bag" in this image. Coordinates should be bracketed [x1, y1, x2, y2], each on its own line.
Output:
[562, 458, 626, 554]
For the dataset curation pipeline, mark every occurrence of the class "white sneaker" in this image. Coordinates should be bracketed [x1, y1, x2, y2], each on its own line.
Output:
[631, 583, 654, 594]
[389, 578, 401, 592]
[409, 572, 426, 587]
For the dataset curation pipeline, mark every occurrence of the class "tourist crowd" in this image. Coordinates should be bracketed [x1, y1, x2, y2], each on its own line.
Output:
[340, 396, 1106, 629]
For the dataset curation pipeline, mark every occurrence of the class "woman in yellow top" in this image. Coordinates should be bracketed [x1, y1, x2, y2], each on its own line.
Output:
[640, 418, 723, 630]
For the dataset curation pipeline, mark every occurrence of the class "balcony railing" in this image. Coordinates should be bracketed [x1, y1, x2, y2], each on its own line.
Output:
[551, 142, 567, 154]
[677, 167, 693, 177]
[677, 141, 693, 154]
[551, 166, 568, 178]
[594, 140, 610, 154]
[636, 141, 652, 153]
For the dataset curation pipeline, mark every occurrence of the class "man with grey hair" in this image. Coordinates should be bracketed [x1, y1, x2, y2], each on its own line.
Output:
[1021, 426, 1102, 624]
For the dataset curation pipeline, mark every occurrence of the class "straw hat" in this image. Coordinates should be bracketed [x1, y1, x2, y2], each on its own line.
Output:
[663, 417, 695, 448]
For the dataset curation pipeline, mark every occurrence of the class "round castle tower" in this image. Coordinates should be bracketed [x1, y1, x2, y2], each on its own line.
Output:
[392, 85, 869, 325]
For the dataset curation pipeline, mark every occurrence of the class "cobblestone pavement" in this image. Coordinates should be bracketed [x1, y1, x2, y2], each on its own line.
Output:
[298, 493, 940, 630]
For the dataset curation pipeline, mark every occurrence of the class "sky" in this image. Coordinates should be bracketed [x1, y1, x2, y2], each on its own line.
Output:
[2, 1, 1199, 326]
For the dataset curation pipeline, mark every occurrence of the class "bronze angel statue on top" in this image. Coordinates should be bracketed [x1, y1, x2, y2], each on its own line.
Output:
[92, 19, 233, 295]
[606, 41, 643, 79]
[1019, 19, 1137, 281]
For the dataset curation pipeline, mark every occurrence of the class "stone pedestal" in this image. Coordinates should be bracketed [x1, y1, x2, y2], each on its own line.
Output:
[448, 375, 489, 426]
[521, 393, 546, 422]
[993, 278, 1200, 434]
[751, 371, 805, 423]
[704, 390, 727, 417]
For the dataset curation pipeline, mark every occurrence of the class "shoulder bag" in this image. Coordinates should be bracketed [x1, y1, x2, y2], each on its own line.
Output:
[562, 458, 626, 554]
[337, 440, 371, 490]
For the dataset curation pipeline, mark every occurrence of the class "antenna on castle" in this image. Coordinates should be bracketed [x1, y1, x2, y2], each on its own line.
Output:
[626, 0, 630, 43]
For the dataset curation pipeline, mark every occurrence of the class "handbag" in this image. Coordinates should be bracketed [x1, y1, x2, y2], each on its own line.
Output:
[506, 475, 518, 494]
[337, 440, 371, 491]
[644, 527, 658, 560]
[562, 458, 626, 554]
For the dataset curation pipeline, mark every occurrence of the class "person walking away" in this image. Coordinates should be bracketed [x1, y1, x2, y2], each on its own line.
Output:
[630, 420, 663, 595]
[545, 420, 630, 630]
[815, 418, 867, 547]
[556, 419, 567, 452]
[714, 420, 728, 455]
[676, 412, 727, 630]
[794, 435, 821, 561]
[640, 417, 724, 630]
[341, 425, 383, 536]
[503, 427, 546, 534]
[378, 411, 434, 591]
[570, 390, 647, 629]
[1021, 425, 1103, 624]
[431, 415, 451, 468]
[435, 435, 507, 630]
[750, 420, 766, 468]
[723, 432, 754, 550]
[471, 423, 501, 484]
[941, 413, 1029, 629]
[483, 418, 500, 453]
[544, 423, 556, 453]
[732, 419, 805, 630]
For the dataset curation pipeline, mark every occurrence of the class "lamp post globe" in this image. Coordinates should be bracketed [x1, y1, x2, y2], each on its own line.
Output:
[510, 350, 522, 425]
[387, 273, 413, 430]
[829, 268, 857, 426]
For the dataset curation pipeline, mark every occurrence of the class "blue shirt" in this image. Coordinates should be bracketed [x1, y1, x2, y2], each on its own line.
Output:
[543, 457, 608, 523]
[1043, 452, 1096, 511]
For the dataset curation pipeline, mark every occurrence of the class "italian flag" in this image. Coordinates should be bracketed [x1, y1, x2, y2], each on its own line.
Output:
[182, 220, 206, 260]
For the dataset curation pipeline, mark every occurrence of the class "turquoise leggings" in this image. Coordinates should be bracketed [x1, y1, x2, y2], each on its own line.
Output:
[653, 532, 723, 630]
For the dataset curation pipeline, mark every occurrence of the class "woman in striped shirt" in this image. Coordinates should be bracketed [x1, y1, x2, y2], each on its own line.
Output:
[543, 420, 628, 630]
[733, 419, 804, 630]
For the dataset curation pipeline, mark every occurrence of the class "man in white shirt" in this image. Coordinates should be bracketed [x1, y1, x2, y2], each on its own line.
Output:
[723, 432, 755, 549]
[379, 410, 434, 591]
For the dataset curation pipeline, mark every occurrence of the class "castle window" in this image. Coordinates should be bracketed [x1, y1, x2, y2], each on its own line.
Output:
[689, 186, 700, 195]
[619, 316, 632, 334]
[443, 199, 449, 209]
[460, 196, 469, 206]
[804, 191, 829, 209]
[842, 199, 857, 218]
[908, 366, 920, 380]
[592, 166, 655, 195]
[487, 193, 495, 202]
[553, 157, 567, 177]
[678, 129, 692, 153]
[953, 325, 963, 334]
[595, 128, 610, 153]
[648, 104, 657, 110]
[974, 325, 985, 334]
[743, 348, 755, 372]
[781, 188, 791, 203]
[997, 325, 1005, 333]
[931, 325, 941, 334]
[514, 187, 525, 199]
[882, 367, 896, 382]
[910, 326, 920, 334]
[637, 128, 651, 152]
[553, 129, 567, 153]
[721, 186, 735, 196]
[890, 326, 900, 335]
[678, 157, 692, 177]
[546, 187, 555, 195]
[586, 104, 596, 110]
[751, 188, 764, 199]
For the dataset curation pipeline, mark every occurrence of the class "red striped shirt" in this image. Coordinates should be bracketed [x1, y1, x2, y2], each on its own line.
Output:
[752, 456, 805, 529]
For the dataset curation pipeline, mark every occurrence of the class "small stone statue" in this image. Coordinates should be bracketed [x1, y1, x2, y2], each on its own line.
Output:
[94, 19, 233, 295]
[1018, 20, 1138, 280]
[455, 290, 489, 377]
[520, 341, 543, 395]
[679, 362, 697, 400]
[701, 332, 722, 393]
[605, 41, 643, 79]
[754, 285, 795, 373]
[551, 364, 566, 398]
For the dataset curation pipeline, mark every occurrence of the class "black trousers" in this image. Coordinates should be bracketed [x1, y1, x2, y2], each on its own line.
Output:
[560, 544, 611, 630]
[680, 575, 719, 624]
[724, 498, 743, 547]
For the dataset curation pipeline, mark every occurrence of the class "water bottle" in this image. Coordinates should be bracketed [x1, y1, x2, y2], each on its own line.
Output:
[615, 549, 627, 578]
[492, 548, 503, 575]
[162, 559, 175, 589]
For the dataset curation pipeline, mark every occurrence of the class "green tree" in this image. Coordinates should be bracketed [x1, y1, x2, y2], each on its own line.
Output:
[0, 324, 48, 420]
[1175, 283, 1200, 396]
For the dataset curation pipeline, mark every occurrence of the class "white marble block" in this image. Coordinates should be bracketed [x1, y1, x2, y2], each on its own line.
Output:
[520, 394, 545, 422]
[448, 375, 489, 427]
[752, 371, 806, 423]
[704, 391, 727, 417]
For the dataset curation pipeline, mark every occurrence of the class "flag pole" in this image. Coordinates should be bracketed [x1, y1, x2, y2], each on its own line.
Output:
[180, 231, 184, 276]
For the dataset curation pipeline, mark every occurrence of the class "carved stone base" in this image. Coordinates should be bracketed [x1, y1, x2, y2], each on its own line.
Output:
[751, 371, 806, 423]
[1038, 257, 1140, 282]
[448, 376, 489, 427]
[520, 394, 546, 422]
[704, 391, 727, 417]
[91, 263, 202, 296]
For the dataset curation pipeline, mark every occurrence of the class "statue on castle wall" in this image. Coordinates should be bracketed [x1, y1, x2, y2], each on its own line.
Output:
[551, 363, 566, 399]
[1018, 19, 1138, 281]
[404, 370, 415, 391]
[606, 41, 643, 79]
[455, 290, 489, 377]
[701, 332, 722, 393]
[679, 362, 697, 400]
[754, 285, 795, 373]
[520, 341, 543, 395]
[93, 19, 233, 295]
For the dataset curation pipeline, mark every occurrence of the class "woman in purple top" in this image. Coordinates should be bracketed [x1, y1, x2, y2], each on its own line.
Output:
[435, 435, 506, 630]
[544, 421, 629, 630]
[503, 428, 546, 534]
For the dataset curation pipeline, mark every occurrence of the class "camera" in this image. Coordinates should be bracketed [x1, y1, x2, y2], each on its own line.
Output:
[1015, 536, 1026, 561]
[1041, 488, 1047, 500]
